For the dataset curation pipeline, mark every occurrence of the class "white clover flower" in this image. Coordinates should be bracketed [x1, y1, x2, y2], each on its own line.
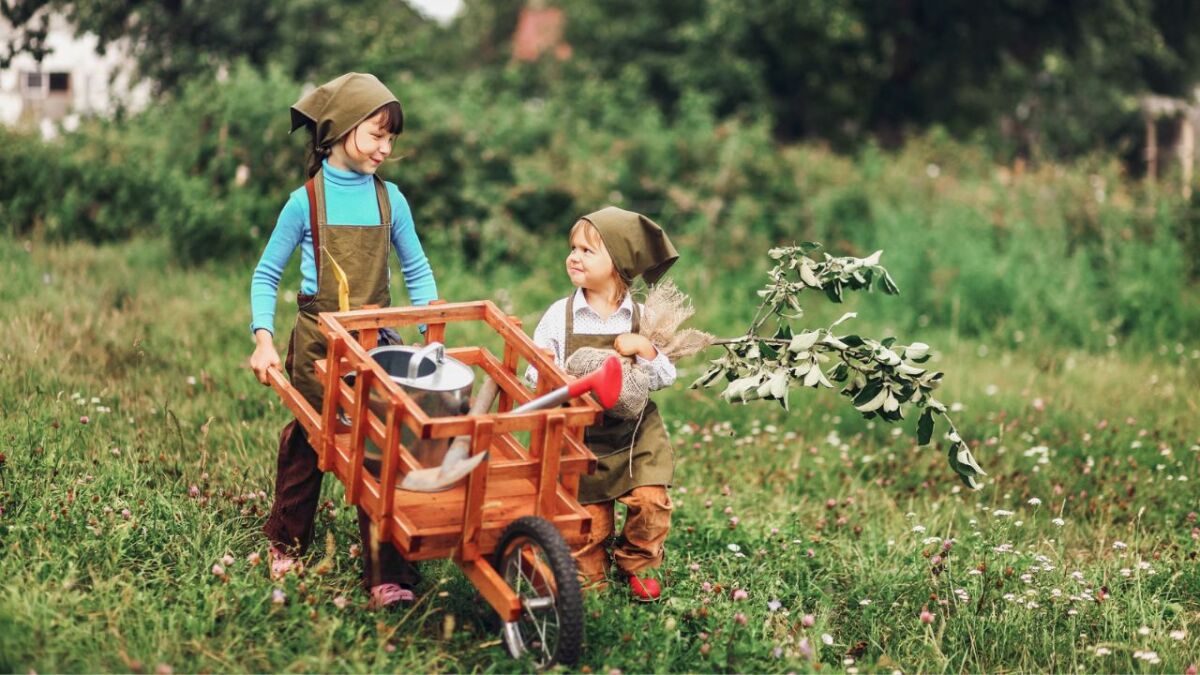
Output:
[1112, 541, 1127, 550]
[1169, 630, 1186, 641]
[1052, 517, 1065, 527]
[1027, 497, 1042, 506]
[993, 509, 1015, 518]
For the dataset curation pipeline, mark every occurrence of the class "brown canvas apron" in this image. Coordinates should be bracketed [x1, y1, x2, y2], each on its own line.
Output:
[564, 294, 674, 505]
[286, 167, 392, 415]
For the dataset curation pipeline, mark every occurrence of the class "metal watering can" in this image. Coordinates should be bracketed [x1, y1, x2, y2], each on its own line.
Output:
[345, 342, 475, 469]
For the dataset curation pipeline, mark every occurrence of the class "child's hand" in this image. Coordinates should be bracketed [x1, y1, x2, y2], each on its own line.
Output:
[250, 330, 282, 385]
[614, 333, 658, 360]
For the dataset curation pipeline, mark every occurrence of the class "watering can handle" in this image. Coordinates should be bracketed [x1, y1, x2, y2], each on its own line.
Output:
[407, 341, 445, 379]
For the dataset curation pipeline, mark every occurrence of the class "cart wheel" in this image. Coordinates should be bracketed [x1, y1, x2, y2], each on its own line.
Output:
[493, 516, 583, 668]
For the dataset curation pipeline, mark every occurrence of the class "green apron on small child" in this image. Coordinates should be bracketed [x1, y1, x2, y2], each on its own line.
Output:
[565, 206, 679, 585]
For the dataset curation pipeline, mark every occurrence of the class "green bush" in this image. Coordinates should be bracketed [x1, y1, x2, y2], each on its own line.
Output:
[1, 66, 1196, 349]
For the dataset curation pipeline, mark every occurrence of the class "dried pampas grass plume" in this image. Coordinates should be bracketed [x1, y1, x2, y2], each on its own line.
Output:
[641, 280, 715, 362]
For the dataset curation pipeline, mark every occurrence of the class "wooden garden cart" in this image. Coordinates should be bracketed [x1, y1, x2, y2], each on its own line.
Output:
[266, 300, 602, 667]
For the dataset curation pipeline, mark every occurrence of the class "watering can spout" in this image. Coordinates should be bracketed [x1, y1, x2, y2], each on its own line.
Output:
[513, 355, 623, 413]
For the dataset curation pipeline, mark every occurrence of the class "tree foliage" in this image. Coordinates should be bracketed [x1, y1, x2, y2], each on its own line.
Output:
[5, 0, 1200, 154]
[556, 0, 1200, 151]
[0, 0, 446, 92]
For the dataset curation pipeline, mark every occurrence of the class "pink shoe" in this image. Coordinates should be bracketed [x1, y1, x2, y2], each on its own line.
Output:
[269, 546, 296, 580]
[368, 583, 416, 610]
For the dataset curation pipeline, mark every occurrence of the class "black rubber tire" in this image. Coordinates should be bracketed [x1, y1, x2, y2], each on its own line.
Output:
[492, 516, 584, 668]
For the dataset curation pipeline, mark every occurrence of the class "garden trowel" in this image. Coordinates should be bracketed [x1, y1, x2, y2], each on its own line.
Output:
[400, 376, 500, 492]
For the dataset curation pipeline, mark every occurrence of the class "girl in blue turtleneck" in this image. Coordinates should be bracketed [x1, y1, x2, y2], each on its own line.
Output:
[248, 73, 437, 609]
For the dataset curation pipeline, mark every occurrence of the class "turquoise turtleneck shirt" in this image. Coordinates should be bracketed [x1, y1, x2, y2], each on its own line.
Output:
[249, 160, 438, 335]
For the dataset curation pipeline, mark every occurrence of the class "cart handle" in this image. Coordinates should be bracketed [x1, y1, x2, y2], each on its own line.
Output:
[266, 365, 321, 432]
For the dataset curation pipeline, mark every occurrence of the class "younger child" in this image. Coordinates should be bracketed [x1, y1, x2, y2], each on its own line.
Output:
[248, 73, 438, 609]
[526, 206, 679, 601]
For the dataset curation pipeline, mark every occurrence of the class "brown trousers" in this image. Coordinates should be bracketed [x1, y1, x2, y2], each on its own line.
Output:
[263, 420, 419, 588]
[573, 485, 673, 585]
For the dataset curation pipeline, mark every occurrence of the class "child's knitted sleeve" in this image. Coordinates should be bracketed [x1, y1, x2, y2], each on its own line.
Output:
[635, 349, 676, 391]
[387, 185, 438, 307]
[249, 193, 306, 336]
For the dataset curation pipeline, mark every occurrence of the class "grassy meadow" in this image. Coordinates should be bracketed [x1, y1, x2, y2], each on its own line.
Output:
[0, 220, 1197, 673]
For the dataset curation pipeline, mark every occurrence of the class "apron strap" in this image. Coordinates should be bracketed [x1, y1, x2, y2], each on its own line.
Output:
[563, 292, 576, 358]
[373, 175, 391, 227]
[304, 171, 322, 289]
[564, 292, 576, 337]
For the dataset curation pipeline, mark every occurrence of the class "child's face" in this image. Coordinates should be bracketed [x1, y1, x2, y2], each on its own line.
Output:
[339, 111, 395, 174]
[566, 226, 617, 291]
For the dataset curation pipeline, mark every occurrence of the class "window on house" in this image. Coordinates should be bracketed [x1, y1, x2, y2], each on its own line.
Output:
[49, 72, 70, 93]
[23, 71, 44, 91]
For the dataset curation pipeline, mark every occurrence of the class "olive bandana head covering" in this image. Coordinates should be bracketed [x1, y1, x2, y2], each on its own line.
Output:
[289, 73, 402, 151]
[581, 206, 679, 285]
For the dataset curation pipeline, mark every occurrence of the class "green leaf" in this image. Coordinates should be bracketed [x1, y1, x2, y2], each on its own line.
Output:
[917, 408, 935, 445]
[840, 334, 865, 348]
[955, 444, 987, 475]
[691, 366, 726, 389]
[829, 362, 849, 382]
[773, 323, 794, 341]
[829, 311, 857, 328]
[852, 379, 884, 407]
[880, 270, 900, 295]
[947, 441, 986, 490]
[824, 280, 843, 303]
[905, 342, 930, 359]
[799, 263, 822, 288]
[788, 331, 821, 352]
[758, 340, 778, 358]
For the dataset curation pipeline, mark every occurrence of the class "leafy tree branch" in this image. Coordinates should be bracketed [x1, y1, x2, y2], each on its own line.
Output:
[693, 244, 986, 489]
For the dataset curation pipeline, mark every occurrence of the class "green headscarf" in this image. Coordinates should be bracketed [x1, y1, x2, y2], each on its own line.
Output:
[289, 73, 402, 151]
[581, 206, 679, 285]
